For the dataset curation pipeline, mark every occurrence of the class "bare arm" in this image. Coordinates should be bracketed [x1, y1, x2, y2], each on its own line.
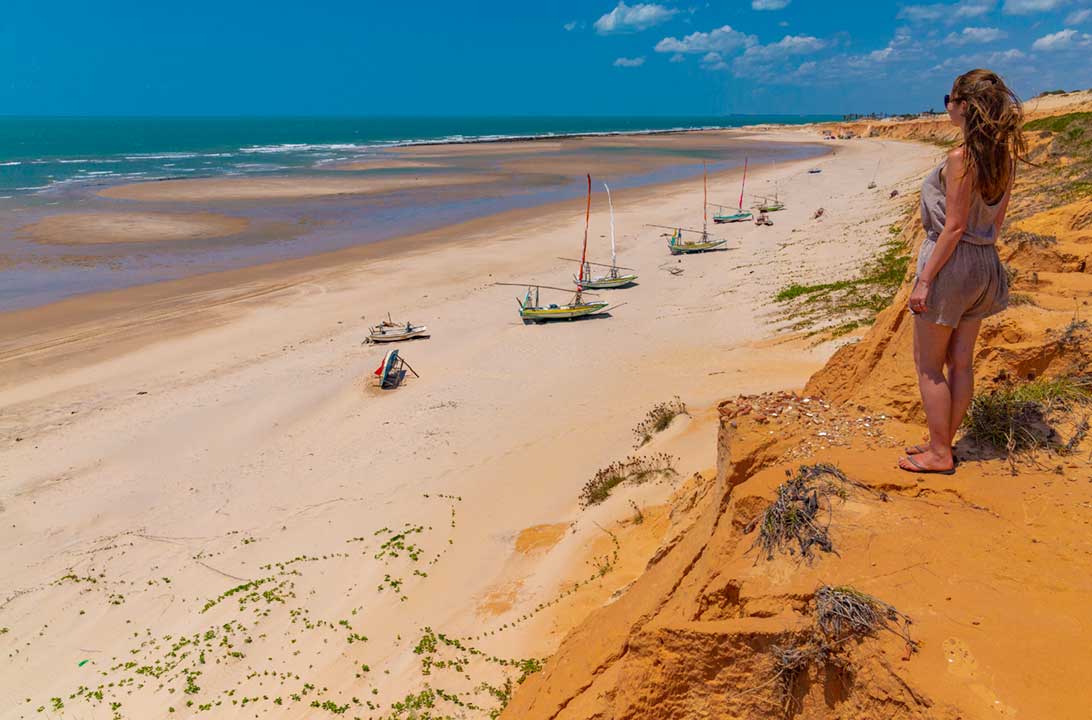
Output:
[992, 177, 1013, 240]
[919, 148, 973, 285]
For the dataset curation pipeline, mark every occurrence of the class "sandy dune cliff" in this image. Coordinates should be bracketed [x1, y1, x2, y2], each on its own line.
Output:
[504, 96, 1092, 720]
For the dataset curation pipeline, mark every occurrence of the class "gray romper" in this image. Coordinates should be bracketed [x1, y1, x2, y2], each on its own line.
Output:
[915, 161, 1009, 327]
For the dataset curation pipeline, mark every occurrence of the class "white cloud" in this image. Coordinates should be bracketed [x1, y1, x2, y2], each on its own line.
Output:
[733, 34, 827, 79]
[898, 0, 995, 23]
[1032, 27, 1092, 49]
[700, 52, 730, 71]
[669, 53, 686, 63]
[563, 20, 581, 31]
[654, 25, 757, 54]
[944, 26, 1008, 44]
[752, 0, 791, 9]
[1003, 0, 1066, 13]
[613, 56, 647, 67]
[1066, 8, 1091, 23]
[594, 2, 678, 34]
[931, 47, 1027, 71]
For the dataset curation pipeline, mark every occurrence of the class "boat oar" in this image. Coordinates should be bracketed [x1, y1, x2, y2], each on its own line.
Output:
[494, 282, 601, 296]
[556, 257, 636, 271]
[400, 357, 420, 379]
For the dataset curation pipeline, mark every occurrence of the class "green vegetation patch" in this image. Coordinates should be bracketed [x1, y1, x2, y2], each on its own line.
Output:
[775, 230, 912, 337]
[963, 375, 1091, 453]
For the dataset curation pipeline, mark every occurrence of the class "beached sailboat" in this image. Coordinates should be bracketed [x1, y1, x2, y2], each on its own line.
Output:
[497, 175, 611, 322]
[566, 182, 638, 289]
[648, 163, 727, 255]
[756, 191, 785, 213]
[713, 157, 753, 223]
[373, 348, 419, 389]
[366, 313, 430, 343]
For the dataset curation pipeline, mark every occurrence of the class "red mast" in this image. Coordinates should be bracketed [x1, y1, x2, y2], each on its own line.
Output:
[578, 173, 591, 286]
[703, 161, 708, 233]
[738, 157, 748, 211]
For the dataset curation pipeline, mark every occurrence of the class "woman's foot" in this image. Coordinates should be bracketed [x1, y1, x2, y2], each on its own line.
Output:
[898, 451, 956, 475]
[905, 442, 958, 458]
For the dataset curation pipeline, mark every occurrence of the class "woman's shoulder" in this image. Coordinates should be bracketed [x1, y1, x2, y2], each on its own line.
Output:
[946, 146, 965, 167]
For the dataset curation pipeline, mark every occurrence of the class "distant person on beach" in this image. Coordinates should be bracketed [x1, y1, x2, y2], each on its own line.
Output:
[900, 69, 1026, 475]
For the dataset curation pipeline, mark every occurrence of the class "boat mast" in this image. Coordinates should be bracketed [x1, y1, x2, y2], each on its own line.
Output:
[739, 157, 748, 211]
[702, 161, 708, 237]
[604, 182, 616, 272]
[576, 173, 591, 297]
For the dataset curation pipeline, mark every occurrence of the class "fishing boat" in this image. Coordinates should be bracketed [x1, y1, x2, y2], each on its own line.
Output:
[756, 192, 785, 213]
[367, 314, 430, 343]
[566, 182, 638, 289]
[498, 175, 611, 322]
[513, 285, 609, 321]
[648, 162, 728, 255]
[373, 348, 419, 389]
[713, 157, 753, 223]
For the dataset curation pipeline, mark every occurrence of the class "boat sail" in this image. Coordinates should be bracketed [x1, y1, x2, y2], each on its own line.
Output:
[570, 182, 638, 289]
[713, 157, 754, 223]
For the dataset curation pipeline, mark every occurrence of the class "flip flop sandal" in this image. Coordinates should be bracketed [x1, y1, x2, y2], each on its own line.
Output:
[898, 455, 956, 475]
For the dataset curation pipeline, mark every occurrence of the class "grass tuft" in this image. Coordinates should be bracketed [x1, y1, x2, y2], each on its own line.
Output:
[963, 376, 1092, 453]
[579, 454, 678, 507]
[632, 397, 688, 447]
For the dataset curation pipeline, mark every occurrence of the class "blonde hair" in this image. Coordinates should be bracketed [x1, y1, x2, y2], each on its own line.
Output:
[951, 69, 1027, 203]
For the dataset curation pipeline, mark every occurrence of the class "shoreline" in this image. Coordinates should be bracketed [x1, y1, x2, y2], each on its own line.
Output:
[0, 129, 940, 719]
[0, 129, 831, 383]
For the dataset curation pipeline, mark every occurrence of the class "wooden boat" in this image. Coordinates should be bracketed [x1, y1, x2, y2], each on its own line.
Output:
[367, 314, 429, 343]
[567, 181, 637, 288]
[516, 285, 609, 321]
[374, 348, 419, 389]
[713, 156, 753, 223]
[650, 163, 728, 255]
[666, 228, 727, 254]
[499, 176, 611, 322]
[756, 192, 785, 213]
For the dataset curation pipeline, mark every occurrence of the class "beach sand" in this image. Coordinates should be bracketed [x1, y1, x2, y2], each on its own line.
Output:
[22, 211, 250, 245]
[97, 171, 501, 202]
[0, 129, 939, 718]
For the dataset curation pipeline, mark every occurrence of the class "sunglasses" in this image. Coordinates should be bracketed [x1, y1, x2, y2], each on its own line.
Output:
[944, 94, 962, 106]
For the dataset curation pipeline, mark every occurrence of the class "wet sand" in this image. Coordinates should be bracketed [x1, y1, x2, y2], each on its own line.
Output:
[23, 211, 250, 245]
[97, 171, 502, 202]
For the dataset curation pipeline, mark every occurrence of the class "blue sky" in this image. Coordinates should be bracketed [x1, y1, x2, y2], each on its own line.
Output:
[2, 0, 1090, 116]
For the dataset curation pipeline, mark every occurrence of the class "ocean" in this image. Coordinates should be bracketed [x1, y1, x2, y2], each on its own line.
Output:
[0, 115, 836, 311]
[0, 115, 837, 198]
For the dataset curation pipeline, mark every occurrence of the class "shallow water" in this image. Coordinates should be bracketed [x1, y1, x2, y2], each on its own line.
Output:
[0, 130, 828, 311]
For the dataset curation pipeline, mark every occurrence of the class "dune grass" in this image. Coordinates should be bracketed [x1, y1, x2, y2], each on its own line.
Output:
[963, 376, 1091, 453]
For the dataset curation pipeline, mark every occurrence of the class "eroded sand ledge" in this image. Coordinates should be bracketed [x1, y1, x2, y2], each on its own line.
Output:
[23, 211, 250, 245]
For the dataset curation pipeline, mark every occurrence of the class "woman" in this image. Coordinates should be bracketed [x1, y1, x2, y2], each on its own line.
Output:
[899, 69, 1026, 475]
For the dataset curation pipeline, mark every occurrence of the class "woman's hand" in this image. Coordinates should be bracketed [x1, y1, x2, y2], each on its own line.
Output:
[909, 278, 929, 314]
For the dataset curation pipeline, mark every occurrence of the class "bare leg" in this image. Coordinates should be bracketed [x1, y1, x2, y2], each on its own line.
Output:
[899, 316, 955, 472]
[945, 318, 982, 446]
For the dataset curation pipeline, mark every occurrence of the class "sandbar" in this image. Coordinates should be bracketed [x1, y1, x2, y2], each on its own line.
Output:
[22, 211, 249, 245]
[98, 172, 500, 202]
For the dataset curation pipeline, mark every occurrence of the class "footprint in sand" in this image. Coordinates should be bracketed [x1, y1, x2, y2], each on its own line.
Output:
[942, 637, 1017, 717]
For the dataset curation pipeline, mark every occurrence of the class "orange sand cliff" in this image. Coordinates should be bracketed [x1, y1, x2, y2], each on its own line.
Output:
[503, 100, 1092, 719]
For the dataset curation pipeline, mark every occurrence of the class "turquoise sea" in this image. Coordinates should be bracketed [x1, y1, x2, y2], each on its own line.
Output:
[0, 115, 837, 311]
[0, 115, 837, 197]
